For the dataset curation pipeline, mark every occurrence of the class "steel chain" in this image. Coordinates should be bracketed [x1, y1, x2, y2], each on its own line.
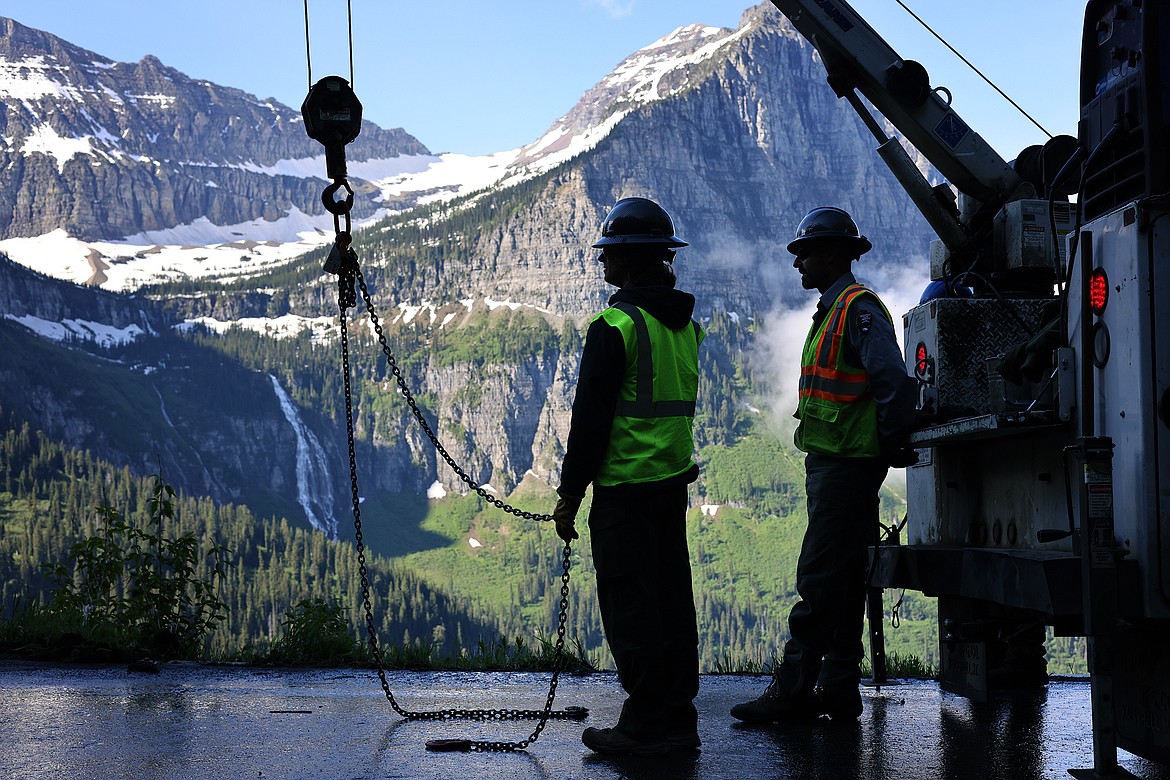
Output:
[890, 590, 905, 629]
[335, 255, 583, 752]
[346, 263, 552, 522]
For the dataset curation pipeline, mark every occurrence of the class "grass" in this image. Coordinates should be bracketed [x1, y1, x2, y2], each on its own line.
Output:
[870, 651, 939, 679]
[707, 649, 938, 679]
[0, 601, 137, 662]
[203, 597, 598, 672]
[375, 634, 597, 673]
[1, 581, 599, 673]
[4, 591, 939, 679]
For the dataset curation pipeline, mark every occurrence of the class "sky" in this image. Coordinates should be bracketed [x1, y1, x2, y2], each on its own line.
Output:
[8, 0, 1085, 161]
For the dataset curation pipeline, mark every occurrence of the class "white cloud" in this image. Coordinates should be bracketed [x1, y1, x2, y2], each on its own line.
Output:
[585, 0, 635, 19]
[750, 264, 929, 439]
[752, 301, 813, 437]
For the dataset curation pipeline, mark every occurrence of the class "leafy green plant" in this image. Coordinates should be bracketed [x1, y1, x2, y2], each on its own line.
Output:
[264, 597, 366, 666]
[28, 475, 229, 660]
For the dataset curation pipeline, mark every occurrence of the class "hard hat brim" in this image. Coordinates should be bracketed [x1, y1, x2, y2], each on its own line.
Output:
[786, 234, 872, 257]
[592, 235, 689, 249]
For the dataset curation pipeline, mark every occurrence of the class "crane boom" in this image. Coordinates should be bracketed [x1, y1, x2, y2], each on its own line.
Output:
[768, 0, 1027, 246]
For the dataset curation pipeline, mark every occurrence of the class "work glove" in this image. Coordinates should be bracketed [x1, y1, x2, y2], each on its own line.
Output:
[552, 494, 582, 542]
[881, 442, 920, 469]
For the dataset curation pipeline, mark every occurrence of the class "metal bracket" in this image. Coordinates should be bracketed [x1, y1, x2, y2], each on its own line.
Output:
[1056, 347, 1076, 422]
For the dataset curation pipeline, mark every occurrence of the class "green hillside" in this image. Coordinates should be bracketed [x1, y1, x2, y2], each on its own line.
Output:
[0, 296, 1085, 675]
[0, 412, 519, 659]
[0, 400, 943, 672]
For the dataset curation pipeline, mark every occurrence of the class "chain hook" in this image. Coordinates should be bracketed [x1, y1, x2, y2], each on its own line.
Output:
[323, 179, 355, 216]
[322, 179, 355, 237]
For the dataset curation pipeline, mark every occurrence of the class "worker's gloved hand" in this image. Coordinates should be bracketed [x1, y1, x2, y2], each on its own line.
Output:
[552, 494, 582, 542]
[882, 443, 920, 469]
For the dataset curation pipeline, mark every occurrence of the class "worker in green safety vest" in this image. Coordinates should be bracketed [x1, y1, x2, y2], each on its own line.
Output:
[553, 197, 705, 757]
[732, 206, 918, 726]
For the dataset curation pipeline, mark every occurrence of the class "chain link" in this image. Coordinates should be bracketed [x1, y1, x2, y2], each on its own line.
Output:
[890, 589, 905, 629]
[334, 255, 584, 752]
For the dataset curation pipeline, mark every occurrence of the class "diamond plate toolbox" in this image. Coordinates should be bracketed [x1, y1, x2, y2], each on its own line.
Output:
[903, 298, 1053, 416]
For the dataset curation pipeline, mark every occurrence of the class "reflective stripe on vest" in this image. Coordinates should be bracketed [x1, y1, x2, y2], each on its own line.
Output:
[611, 302, 701, 419]
[595, 302, 704, 486]
[799, 285, 873, 405]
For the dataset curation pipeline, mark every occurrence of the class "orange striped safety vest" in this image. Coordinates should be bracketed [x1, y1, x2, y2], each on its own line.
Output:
[794, 283, 889, 457]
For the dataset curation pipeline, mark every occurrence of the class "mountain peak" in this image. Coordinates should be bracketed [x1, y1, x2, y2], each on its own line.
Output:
[641, 22, 729, 52]
[508, 3, 794, 173]
[509, 22, 744, 170]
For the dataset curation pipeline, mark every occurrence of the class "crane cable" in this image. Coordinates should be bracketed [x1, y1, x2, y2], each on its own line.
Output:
[304, 0, 354, 90]
[301, 1, 587, 752]
[893, 0, 1053, 140]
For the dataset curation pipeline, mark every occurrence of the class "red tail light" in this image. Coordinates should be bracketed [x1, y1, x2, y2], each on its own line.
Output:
[1089, 268, 1109, 315]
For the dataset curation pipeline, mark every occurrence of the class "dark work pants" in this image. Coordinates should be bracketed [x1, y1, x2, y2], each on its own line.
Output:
[589, 482, 700, 742]
[782, 453, 888, 690]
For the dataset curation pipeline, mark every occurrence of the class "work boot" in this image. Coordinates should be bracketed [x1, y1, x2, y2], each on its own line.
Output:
[582, 726, 672, 756]
[816, 684, 863, 720]
[730, 666, 818, 723]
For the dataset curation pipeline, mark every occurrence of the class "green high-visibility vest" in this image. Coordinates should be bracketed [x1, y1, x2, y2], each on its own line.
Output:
[794, 283, 888, 457]
[594, 302, 705, 486]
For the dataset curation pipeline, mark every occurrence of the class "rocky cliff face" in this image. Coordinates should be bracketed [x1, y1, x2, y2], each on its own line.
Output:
[348, 5, 937, 321]
[0, 17, 428, 241]
[322, 5, 940, 498]
[0, 255, 160, 330]
[1, 4, 942, 530]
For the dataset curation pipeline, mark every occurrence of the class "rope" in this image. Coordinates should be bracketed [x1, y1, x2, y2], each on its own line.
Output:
[347, 0, 355, 87]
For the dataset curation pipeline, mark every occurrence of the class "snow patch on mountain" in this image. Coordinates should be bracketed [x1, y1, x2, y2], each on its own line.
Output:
[17, 124, 98, 171]
[173, 296, 555, 345]
[0, 53, 87, 101]
[508, 23, 748, 173]
[0, 147, 528, 290]
[0, 13, 757, 291]
[614, 23, 746, 106]
[4, 313, 146, 347]
[367, 149, 521, 206]
[0, 218, 333, 291]
[178, 314, 338, 343]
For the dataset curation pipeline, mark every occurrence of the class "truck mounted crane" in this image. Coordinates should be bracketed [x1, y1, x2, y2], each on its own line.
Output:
[767, 0, 1170, 774]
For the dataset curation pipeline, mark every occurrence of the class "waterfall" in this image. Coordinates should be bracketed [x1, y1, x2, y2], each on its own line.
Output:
[269, 375, 337, 538]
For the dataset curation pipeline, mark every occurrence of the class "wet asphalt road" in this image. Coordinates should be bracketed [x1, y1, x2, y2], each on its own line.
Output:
[3, 661, 1170, 780]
